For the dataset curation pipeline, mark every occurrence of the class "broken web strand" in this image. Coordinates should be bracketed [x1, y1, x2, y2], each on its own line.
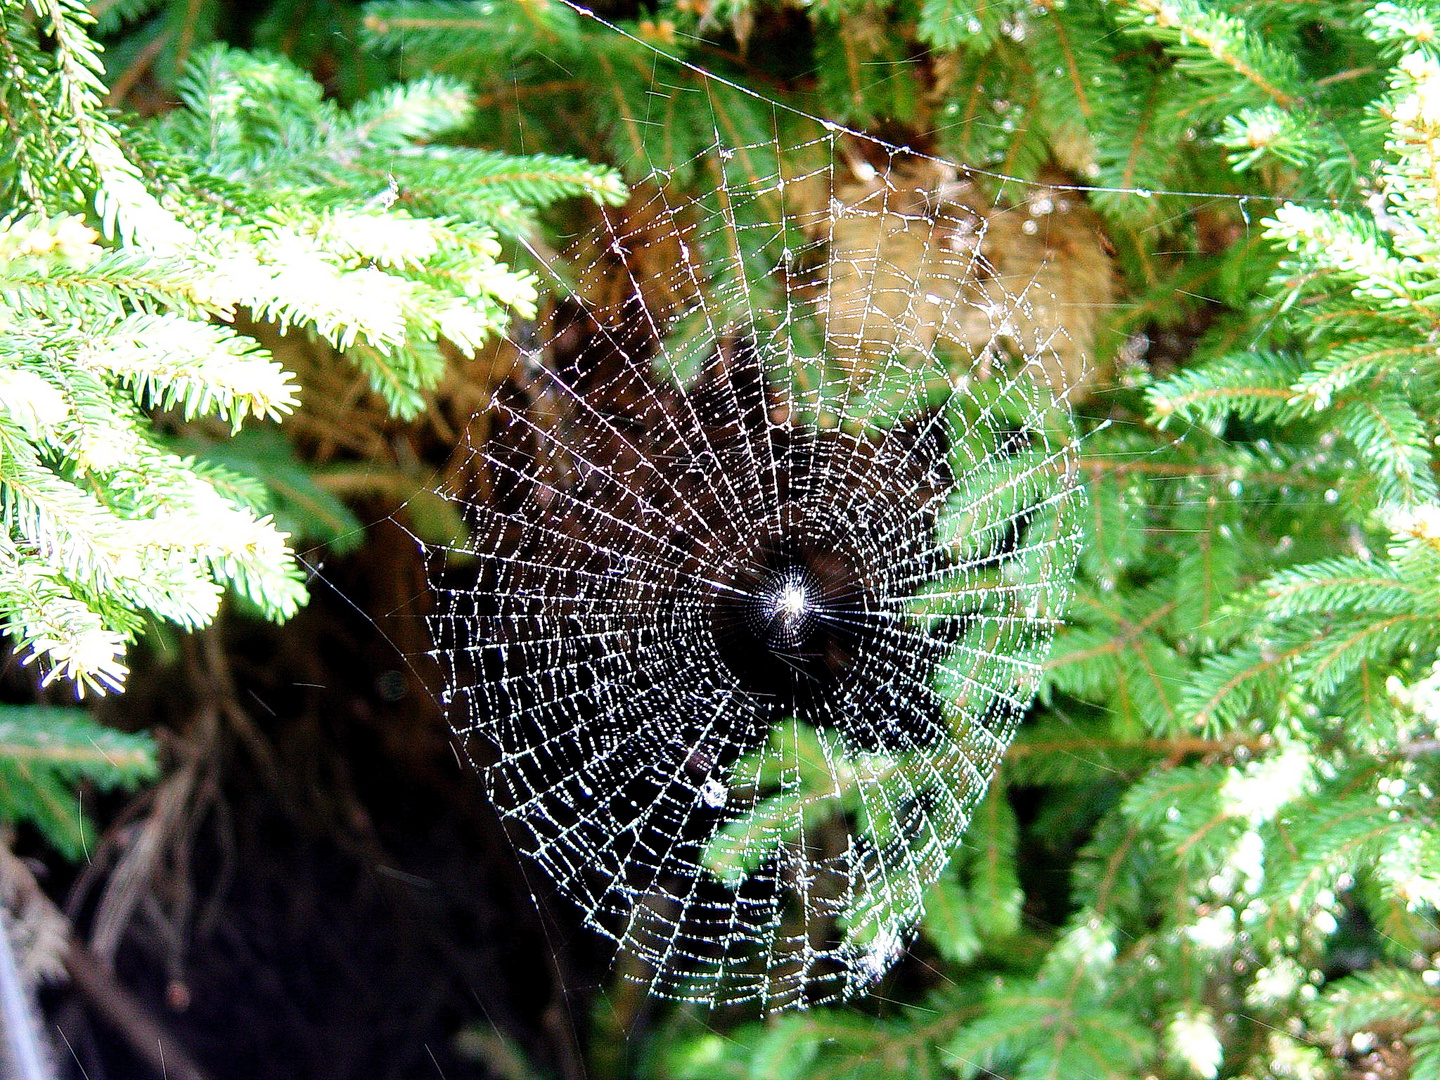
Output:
[422, 61, 1107, 1009]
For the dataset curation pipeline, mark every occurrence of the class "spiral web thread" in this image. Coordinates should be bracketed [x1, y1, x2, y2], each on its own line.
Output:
[426, 101, 1093, 1010]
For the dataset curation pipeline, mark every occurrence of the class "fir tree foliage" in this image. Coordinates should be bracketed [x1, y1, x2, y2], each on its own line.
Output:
[315, 0, 1440, 1071]
[341, 0, 1440, 1076]
[676, 4, 1440, 1077]
[12, 0, 1440, 1070]
[0, 704, 155, 858]
[0, 0, 623, 699]
[132, 0, 1440, 1071]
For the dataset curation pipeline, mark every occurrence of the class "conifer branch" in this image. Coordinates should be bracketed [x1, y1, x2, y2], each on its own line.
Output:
[1118, 0, 1303, 111]
[0, 29, 623, 694]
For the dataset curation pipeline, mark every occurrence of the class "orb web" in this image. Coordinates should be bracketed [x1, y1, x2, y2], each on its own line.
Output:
[425, 113, 1092, 1009]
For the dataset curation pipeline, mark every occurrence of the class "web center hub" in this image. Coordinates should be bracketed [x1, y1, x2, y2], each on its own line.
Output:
[747, 564, 822, 650]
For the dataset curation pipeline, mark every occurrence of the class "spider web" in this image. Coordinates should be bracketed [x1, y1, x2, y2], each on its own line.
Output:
[424, 78, 1097, 1011]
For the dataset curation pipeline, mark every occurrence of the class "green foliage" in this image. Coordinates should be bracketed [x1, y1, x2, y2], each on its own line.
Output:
[0, 705, 157, 858]
[12, 0, 1440, 1069]
[349, 0, 1440, 1077]
[0, 0, 621, 860]
[0, 0, 621, 696]
[195, 427, 367, 554]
